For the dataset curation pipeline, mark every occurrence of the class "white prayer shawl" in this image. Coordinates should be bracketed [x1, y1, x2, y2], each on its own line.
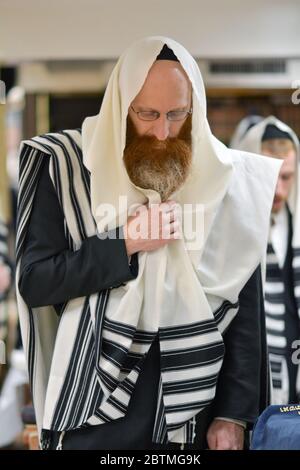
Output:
[229, 115, 263, 150]
[237, 115, 300, 404]
[16, 37, 281, 447]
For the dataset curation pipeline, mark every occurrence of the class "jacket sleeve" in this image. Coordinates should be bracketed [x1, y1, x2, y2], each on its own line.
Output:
[211, 265, 268, 427]
[18, 155, 138, 309]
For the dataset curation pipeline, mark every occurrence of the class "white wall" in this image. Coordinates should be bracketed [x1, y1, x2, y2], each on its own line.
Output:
[0, 0, 300, 62]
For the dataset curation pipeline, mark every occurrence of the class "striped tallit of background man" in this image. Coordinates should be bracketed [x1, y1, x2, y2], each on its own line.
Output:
[16, 37, 281, 450]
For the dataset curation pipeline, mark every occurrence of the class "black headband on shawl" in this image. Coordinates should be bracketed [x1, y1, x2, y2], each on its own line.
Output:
[240, 116, 263, 140]
[156, 44, 179, 62]
[262, 124, 294, 143]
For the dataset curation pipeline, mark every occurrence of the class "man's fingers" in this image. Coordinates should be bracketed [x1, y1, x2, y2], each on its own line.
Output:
[169, 220, 181, 233]
[163, 211, 177, 225]
[161, 220, 182, 239]
[160, 200, 178, 213]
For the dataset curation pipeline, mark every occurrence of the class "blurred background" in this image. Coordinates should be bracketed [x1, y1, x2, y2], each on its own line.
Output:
[0, 0, 299, 449]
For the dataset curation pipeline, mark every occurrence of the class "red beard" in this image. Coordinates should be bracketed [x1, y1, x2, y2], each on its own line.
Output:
[123, 115, 192, 201]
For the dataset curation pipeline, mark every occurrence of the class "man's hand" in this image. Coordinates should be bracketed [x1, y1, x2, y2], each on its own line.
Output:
[206, 419, 244, 450]
[124, 200, 181, 256]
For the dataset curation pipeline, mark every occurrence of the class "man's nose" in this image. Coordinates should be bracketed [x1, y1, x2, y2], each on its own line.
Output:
[150, 116, 170, 141]
[275, 179, 284, 198]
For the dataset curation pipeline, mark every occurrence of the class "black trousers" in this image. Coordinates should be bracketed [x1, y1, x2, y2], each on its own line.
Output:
[50, 412, 211, 450]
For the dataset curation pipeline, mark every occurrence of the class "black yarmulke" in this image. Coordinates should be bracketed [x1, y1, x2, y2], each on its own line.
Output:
[156, 44, 179, 62]
[262, 124, 293, 142]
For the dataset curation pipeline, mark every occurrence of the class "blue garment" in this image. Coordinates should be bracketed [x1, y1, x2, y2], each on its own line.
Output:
[251, 404, 300, 450]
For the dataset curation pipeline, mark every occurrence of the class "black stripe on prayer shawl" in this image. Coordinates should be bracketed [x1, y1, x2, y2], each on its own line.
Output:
[38, 134, 89, 241]
[265, 292, 285, 304]
[101, 340, 146, 371]
[94, 284, 153, 399]
[265, 242, 290, 400]
[61, 130, 92, 250]
[292, 247, 300, 316]
[214, 300, 239, 324]
[95, 292, 157, 395]
[166, 399, 214, 414]
[16, 148, 46, 390]
[152, 298, 238, 444]
[104, 317, 155, 342]
[97, 364, 120, 392]
[159, 320, 220, 339]
[153, 298, 238, 443]
[186, 419, 196, 444]
[61, 130, 91, 203]
[107, 395, 128, 414]
[32, 132, 91, 253]
[293, 247, 300, 257]
[101, 340, 132, 369]
[93, 409, 112, 423]
[273, 380, 282, 389]
[161, 343, 225, 369]
[121, 352, 146, 373]
[163, 374, 218, 394]
[270, 361, 282, 373]
[27, 132, 90, 247]
[50, 148, 77, 253]
[51, 295, 106, 429]
[0, 219, 11, 302]
[118, 376, 136, 395]
[16, 147, 45, 263]
[28, 141, 73, 249]
[266, 268, 282, 280]
[152, 376, 168, 443]
[0, 219, 8, 257]
[132, 331, 157, 342]
[98, 352, 148, 397]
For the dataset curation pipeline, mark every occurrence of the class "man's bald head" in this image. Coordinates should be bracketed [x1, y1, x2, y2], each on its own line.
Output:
[128, 60, 192, 141]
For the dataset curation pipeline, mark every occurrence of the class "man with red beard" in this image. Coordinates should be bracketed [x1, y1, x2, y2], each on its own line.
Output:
[123, 55, 192, 204]
[16, 39, 278, 451]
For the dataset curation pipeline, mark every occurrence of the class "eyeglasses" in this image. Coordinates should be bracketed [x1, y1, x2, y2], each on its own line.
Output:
[130, 106, 192, 122]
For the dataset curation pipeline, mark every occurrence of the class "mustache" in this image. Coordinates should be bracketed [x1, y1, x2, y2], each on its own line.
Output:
[123, 115, 192, 201]
[125, 114, 192, 149]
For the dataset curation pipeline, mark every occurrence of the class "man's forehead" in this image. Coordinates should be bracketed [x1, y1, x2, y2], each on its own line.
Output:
[147, 60, 190, 81]
[261, 139, 296, 158]
[269, 150, 297, 175]
[262, 148, 296, 160]
[133, 60, 192, 102]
